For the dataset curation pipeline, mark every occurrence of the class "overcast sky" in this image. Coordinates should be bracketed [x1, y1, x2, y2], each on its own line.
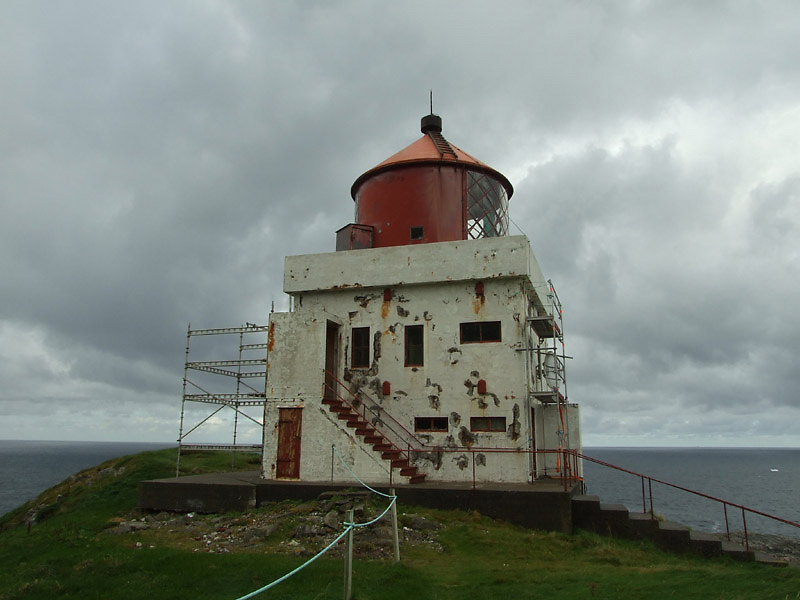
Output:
[1, 1, 799, 447]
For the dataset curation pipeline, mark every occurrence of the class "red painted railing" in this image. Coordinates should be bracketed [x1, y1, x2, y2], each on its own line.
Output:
[574, 451, 800, 551]
[323, 370, 582, 490]
[322, 371, 799, 552]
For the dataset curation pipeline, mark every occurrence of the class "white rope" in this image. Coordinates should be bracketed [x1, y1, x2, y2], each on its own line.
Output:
[233, 445, 398, 598]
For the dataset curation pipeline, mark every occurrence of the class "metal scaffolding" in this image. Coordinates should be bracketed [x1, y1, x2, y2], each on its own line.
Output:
[176, 324, 268, 476]
[519, 279, 576, 479]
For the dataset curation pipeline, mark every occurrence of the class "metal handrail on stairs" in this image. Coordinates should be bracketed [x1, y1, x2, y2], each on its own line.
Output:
[322, 370, 583, 490]
[575, 451, 800, 552]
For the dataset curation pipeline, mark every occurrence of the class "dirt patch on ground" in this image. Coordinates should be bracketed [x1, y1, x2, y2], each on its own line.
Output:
[108, 491, 442, 560]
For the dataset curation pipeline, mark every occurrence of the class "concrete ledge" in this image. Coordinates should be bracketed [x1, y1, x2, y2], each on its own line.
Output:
[138, 472, 263, 513]
[138, 472, 580, 534]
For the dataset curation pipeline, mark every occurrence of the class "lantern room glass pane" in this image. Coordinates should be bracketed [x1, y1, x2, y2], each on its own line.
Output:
[466, 171, 508, 239]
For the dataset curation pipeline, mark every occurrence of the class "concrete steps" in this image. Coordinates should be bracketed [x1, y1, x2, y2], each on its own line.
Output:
[324, 398, 426, 484]
[572, 495, 786, 566]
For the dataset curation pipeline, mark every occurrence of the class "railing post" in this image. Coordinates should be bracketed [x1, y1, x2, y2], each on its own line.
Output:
[472, 450, 476, 490]
[742, 508, 749, 552]
[641, 476, 647, 514]
[331, 445, 335, 481]
[344, 509, 354, 600]
[390, 488, 400, 563]
[723, 503, 730, 540]
[648, 478, 654, 517]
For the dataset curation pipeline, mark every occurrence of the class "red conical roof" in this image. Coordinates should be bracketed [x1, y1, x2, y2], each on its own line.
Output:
[350, 116, 513, 200]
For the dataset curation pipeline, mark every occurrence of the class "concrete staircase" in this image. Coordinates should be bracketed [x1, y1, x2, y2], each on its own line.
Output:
[572, 495, 787, 566]
[322, 397, 426, 484]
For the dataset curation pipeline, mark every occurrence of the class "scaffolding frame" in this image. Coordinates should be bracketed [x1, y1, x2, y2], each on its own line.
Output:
[176, 324, 268, 476]
[519, 279, 574, 478]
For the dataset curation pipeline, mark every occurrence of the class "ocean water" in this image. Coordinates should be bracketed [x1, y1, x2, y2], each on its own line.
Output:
[1, 442, 798, 541]
[0, 440, 173, 517]
[582, 447, 800, 539]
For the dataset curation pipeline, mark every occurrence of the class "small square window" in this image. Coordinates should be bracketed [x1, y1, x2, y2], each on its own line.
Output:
[470, 416, 506, 432]
[460, 321, 502, 343]
[415, 416, 448, 432]
[351, 327, 370, 368]
[405, 325, 424, 366]
[410, 226, 424, 240]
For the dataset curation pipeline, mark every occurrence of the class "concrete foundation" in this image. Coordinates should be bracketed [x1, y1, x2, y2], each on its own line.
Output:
[138, 471, 579, 533]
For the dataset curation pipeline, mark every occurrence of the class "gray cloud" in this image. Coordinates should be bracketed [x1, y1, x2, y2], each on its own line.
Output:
[1, 0, 799, 445]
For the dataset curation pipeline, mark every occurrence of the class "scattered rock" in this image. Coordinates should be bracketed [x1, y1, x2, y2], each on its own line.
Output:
[104, 496, 443, 559]
[404, 514, 441, 531]
[323, 510, 341, 530]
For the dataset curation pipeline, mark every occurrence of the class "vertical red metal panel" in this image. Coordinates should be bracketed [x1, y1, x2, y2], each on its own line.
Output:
[354, 165, 465, 248]
[477, 379, 487, 395]
[382, 380, 391, 395]
[276, 408, 302, 479]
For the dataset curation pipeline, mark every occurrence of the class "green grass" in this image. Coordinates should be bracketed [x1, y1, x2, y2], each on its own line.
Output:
[1, 448, 799, 599]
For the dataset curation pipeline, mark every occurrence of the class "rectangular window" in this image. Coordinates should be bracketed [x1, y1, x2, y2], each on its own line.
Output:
[404, 324, 424, 366]
[470, 416, 506, 432]
[460, 321, 502, 343]
[351, 327, 370, 368]
[414, 416, 448, 432]
[410, 226, 424, 240]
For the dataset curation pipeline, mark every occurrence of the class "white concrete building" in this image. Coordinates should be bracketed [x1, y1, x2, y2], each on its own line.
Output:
[262, 115, 580, 486]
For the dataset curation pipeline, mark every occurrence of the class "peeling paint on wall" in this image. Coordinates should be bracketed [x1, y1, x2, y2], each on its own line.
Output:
[425, 379, 442, 410]
[354, 293, 378, 308]
[453, 454, 469, 470]
[458, 426, 476, 447]
[447, 347, 462, 364]
[411, 449, 443, 470]
[508, 403, 521, 441]
[397, 305, 410, 317]
[449, 412, 461, 426]
[475, 453, 486, 467]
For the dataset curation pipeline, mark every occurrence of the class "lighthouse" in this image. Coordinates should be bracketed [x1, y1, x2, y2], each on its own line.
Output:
[263, 115, 580, 485]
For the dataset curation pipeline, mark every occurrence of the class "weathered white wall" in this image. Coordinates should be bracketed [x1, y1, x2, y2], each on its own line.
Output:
[264, 236, 580, 485]
[284, 235, 546, 293]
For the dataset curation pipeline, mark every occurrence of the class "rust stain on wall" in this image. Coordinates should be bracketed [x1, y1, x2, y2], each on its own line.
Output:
[267, 322, 275, 352]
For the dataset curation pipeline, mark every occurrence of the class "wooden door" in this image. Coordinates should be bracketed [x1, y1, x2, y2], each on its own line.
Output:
[276, 408, 302, 479]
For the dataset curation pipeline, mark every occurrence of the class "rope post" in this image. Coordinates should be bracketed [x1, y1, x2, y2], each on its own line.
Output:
[390, 488, 400, 563]
[344, 509, 354, 600]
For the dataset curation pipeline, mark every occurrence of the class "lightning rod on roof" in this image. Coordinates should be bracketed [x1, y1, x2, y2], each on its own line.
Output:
[430, 90, 433, 114]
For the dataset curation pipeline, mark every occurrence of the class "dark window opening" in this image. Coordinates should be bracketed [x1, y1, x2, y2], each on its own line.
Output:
[415, 416, 448, 432]
[410, 226, 424, 240]
[351, 327, 370, 368]
[460, 321, 502, 343]
[405, 325, 424, 366]
[470, 416, 506, 432]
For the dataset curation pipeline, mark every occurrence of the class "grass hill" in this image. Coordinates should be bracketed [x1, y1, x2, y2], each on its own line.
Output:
[1, 448, 798, 599]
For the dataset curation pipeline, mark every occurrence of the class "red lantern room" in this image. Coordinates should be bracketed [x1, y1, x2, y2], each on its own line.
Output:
[336, 114, 514, 251]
